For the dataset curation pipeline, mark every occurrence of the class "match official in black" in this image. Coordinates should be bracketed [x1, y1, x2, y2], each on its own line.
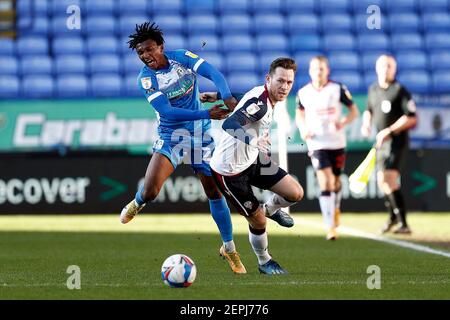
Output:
[361, 55, 417, 234]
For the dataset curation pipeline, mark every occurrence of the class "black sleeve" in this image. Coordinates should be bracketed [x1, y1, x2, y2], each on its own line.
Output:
[339, 83, 354, 108]
[399, 86, 417, 117]
[295, 93, 305, 110]
[366, 85, 374, 113]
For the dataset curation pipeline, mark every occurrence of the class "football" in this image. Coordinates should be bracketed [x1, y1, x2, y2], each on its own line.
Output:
[161, 254, 197, 288]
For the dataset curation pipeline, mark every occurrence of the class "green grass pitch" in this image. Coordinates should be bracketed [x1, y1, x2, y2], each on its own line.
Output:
[0, 213, 449, 300]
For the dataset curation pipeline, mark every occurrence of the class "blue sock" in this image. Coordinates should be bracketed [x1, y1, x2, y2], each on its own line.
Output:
[209, 197, 233, 243]
[135, 185, 145, 206]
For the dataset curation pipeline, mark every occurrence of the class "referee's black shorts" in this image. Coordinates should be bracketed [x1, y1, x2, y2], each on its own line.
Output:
[377, 140, 408, 171]
[211, 154, 287, 217]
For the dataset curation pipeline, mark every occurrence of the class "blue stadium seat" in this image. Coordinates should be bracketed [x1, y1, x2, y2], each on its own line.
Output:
[397, 71, 431, 94]
[17, 17, 49, 35]
[256, 35, 288, 52]
[391, 34, 424, 51]
[20, 56, 53, 75]
[51, 0, 83, 16]
[287, 14, 320, 34]
[218, 0, 249, 13]
[162, 35, 187, 51]
[353, 0, 386, 14]
[52, 37, 85, 55]
[425, 33, 450, 52]
[258, 52, 291, 73]
[123, 53, 144, 75]
[321, 14, 353, 33]
[0, 75, 20, 98]
[188, 35, 220, 52]
[51, 17, 82, 36]
[17, 0, 49, 17]
[331, 71, 363, 93]
[363, 72, 377, 90]
[361, 52, 390, 71]
[56, 75, 89, 98]
[418, 0, 448, 13]
[324, 34, 356, 51]
[118, 15, 149, 36]
[429, 52, 450, 70]
[328, 52, 360, 71]
[253, 14, 285, 35]
[387, 0, 419, 13]
[422, 13, 450, 32]
[294, 73, 312, 91]
[284, 0, 316, 13]
[186, 15, 218, 35]
[432, 71, 450, 94]
[153, 15, 185, 35]
[124, 73, 141, 97]
[55, 55, 87, 75]
[23, 75, 55, 98]
[0, 56, 18, 75]
[354, 14, 388, 34]
[220, 15, 252, 35]
[151, 0, 183, 14]
[197, 76, 218, 92]
[222, 35, 254, 53]
[225, 53, 258, 73]
[294, 51, 322, 73]
[89, 54, 121, 74]
[0, 39, 14, 55]
[396, 51, 428, 70]
[185, 0, 216, 13]
[199, 52, 225, 72]
[318, 0, 351, 13]
[228, 72, 260, 92]
[389, 13, 421, 34]
[250, 0, 282, 13]
[85, 16, 117, 36]
[290, 35, 322, 52]
[86, 36, 119, 55]
[85, 0, 115, 16]
[16, 36, 49, 56]
[357, 34, 390, 52]
[118, 0, 147, 14]
[91, 74, 123, 97]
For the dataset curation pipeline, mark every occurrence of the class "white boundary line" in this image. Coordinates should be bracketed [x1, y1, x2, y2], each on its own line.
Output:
[298, 219, 450, 259]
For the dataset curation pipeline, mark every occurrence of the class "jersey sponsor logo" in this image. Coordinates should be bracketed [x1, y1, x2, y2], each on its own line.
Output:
[140, 77, 152, 90]
[185, 51, 198, 59]
[381, 100, 391, 113]
[245, 103, 260, 115]
[407, 100, 417, 113]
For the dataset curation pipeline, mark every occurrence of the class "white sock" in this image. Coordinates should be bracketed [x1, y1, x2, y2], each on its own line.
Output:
[223, 240, 236, 253]
[248, 230, 271, 265]
[335, 189, 342, 210]
[264, 194, 296, 217]
[319, 193, 336, 229]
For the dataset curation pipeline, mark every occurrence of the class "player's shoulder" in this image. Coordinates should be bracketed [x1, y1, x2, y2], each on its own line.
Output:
[297, 82, 312, 96]
[138, 65, 154, 79]
[393, 80, 411, 96]
[238, 86, 268, 113]
[137, 66, 157, 90]
[327, 80, 346, 91]
[368, 82, 379, 93]
[166, 49, 200, 61]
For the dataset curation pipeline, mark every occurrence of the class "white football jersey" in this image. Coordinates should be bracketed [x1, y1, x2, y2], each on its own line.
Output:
[210, 85, 275, 175]
[296, 81, 354, 151]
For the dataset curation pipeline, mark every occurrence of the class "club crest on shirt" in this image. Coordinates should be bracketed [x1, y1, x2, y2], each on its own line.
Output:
[246, 103, 260, 115]
[140, 77, 152, 90]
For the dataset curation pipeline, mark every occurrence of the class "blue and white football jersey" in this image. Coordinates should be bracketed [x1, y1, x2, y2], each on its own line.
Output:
[137, 49, 208, 134]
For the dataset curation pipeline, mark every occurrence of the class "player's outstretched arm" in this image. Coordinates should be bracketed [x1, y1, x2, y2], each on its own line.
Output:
[150, 92, 229, 120]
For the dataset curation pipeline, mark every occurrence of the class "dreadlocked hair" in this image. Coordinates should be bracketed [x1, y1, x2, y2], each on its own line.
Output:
[127, 22, 164, 50]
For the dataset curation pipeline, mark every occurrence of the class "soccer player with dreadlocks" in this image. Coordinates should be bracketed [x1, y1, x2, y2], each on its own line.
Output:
[120, 22, 246, 274]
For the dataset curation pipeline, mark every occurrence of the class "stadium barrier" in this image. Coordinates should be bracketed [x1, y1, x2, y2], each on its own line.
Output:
[0, 149, 448, 214]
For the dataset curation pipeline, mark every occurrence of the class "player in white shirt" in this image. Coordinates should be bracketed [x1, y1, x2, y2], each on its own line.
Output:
[207, 58, 304, 275]
[295, 56, 359, 240]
